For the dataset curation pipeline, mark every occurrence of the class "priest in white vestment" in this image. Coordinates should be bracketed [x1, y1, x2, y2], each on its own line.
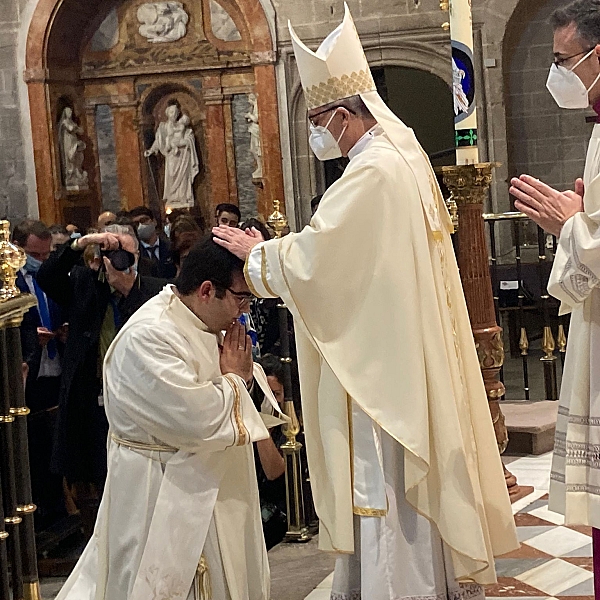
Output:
[510, 0, 600, 532]
[213, 6, 518, 600]
[55, 237, 284, 600]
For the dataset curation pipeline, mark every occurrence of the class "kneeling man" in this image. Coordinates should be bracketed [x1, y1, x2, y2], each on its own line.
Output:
[57, 237, 281, 600]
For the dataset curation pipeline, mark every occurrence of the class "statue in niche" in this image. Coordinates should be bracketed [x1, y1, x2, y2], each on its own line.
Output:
[58, 107, 89, 191]
[245, 93, 263, 180]
[144, 105, 199, 209]
[137, 2, 189, 43]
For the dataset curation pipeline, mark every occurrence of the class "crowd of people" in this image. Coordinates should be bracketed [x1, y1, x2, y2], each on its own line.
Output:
[13, 201, 291, 549]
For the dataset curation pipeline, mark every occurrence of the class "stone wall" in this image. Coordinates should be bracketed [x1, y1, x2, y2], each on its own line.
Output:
[0, 0, 29, 222]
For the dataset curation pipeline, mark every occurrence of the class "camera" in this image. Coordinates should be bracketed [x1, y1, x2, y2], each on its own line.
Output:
[101, 242, 135, 272]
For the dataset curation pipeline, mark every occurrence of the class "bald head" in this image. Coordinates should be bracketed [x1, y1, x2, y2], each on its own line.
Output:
[98, 211, 117, 229]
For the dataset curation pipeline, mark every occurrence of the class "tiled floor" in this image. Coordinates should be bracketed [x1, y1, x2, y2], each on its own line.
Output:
[305, 453, 595, 600]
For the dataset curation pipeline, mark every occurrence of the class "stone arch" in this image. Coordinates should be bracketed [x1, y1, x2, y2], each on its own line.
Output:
[24, 0, 283, 227]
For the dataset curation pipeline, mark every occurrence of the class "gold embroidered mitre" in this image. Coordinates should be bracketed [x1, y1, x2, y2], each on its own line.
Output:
[289, 3, 376, 110]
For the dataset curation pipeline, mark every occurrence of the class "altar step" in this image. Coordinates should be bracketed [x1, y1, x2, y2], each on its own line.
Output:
[503, 401, 558, 456]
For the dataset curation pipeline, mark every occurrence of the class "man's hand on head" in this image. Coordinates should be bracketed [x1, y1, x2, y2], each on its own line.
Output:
[509, 175, 584, 237]
[212, 225, 263, 261]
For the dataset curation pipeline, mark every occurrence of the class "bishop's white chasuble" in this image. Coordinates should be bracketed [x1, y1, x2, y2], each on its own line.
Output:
[246, 127, 518, 598]
[55, 285, 281, 600]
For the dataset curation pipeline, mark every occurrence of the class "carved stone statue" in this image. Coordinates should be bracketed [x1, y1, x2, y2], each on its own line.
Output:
[137, 2, 189, 43]
[144, 104, 199, 209]
[245, 93, 262, 180]
[58, 107, 89, 191]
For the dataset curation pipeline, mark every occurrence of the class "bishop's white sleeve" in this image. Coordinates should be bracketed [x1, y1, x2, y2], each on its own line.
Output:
[548, 211, 600, 313]
[104, 326, 269, 453]
[244, 240, 285, 299]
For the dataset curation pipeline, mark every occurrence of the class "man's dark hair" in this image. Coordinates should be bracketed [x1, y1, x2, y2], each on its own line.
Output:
[49, 224, 68, 236]
[215, 203, 241, 220]
[12, 220, 51, 246]
[314, 95, 374, 120]
[175, 235, 244, 297]
[258, 353, 285, 387]
[128, 206, 155, 221]
[240, 218, 271, 241]
[310, 195, 323, 212]
[551, 0, 600, 45]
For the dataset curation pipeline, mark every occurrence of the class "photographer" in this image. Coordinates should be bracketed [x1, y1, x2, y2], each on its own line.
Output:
[36, 225, 166, 536]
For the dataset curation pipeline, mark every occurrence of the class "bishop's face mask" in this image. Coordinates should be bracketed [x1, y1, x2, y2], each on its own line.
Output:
[309, 109, 348, 161]
[546, 48, 600, 109]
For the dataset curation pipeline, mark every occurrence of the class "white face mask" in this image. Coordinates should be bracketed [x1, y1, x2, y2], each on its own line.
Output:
[546, 48, 600, 109]
[309, 110, 348, 161]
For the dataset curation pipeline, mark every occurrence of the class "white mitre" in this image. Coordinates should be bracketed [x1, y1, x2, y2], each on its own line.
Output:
[289, 4, 452, 237]
[289, 3, 376, 110]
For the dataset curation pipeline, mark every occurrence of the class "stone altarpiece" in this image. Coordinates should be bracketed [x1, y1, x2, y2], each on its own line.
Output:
[25, 0, 284, 228]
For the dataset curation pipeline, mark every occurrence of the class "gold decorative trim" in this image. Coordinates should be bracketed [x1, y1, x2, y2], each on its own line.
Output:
[0, 415, 14, 423]
[224, 375, 247, 446]
[261, 246, 278, 297]
[16, 504, 36, 514]
[0, 531, 8, 540]
[303, 69, 376, 110]
[110, 434, 177, 454]
[195, 554, 212, 600]
[353, 506, 387, 517]
[10, 407, 30, 417]
[5, 516, 22, 525]
[23, 581, 42, 600]
[243, 255, 261, 298]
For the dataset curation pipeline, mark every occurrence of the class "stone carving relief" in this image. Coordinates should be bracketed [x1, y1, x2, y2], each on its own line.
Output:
[209, 0, 241, 42]
[58, 108, 89, 191]
[245, 93, 262, 179]
[144, 104, 199, 209]
[137, 2, 189, 43]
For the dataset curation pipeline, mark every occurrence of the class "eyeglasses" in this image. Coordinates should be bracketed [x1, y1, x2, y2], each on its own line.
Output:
[226, 287, 254, 306]
[553, 48, 595, 67]
[308, 105, 356, 127]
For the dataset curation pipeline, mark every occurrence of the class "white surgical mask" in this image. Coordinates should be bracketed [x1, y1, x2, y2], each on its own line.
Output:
[546, 48, 600, 109]
[309, 110, 348, 161]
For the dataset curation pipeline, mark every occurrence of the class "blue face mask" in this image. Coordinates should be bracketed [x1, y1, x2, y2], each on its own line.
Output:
[25, 254, 43, 275]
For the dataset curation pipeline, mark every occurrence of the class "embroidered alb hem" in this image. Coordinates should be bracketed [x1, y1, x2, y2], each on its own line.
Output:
[330, 583, 484, 600]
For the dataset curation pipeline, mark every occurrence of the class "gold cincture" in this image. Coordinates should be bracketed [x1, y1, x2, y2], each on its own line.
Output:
[0, 220, 26, 302]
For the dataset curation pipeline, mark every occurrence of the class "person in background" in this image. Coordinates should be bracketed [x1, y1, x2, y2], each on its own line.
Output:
[129, 206, 176, 279]
[254, 353, 287, 550]
[97, 211, 117, 230]
[169, 215, 202, 276]
[12, 220, 67, 530]
[49, 224, 70, 252]
[36, 225, 166, 536]
[66, 224, 80, 239]
[310, 195, 323, 216]
[215, 203, 241, 228]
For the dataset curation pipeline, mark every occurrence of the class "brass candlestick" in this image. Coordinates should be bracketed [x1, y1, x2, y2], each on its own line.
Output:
[0, 221, 26, 302]
[267, 200, 288, 239]
[281, 400, 310, 542]
[439, 163, 533, 502]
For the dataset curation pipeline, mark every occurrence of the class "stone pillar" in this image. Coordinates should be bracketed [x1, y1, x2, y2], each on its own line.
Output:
[440, 163, 533, 503]
[203, 75, 232, 217]
[112, 103, 145, 211]
[253, 60, 285, 218]
[25, 79, 60, 225]
[222, 96, 239, 206]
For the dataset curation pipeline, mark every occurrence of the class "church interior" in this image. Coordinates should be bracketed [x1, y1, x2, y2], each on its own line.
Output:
[0, 0, 598, 598]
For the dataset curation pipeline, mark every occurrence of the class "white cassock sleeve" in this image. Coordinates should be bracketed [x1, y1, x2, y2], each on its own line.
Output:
[548, 211, 600, 313]
[105, 324, 269, 453]
[245, 241, 283, 299]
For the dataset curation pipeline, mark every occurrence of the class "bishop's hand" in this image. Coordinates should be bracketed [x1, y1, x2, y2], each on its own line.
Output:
[212, 225, 263, 261]
[510, 175, 584, 238]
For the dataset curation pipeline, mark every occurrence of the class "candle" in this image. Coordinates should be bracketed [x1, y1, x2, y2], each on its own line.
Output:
[449, 0, 479, 165]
